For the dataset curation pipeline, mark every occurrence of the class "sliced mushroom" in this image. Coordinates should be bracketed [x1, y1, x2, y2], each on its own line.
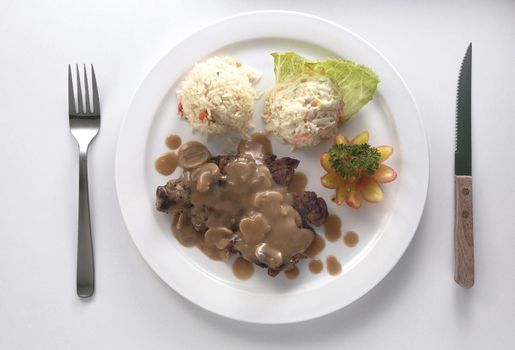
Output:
[239, 213, 271, 244]
[238, 133, 272, 156]
[177, 141, 211, 169]
[176, 213, 186, 230]
[254, 191, 283, 211]
[204, 227, 234, 249]
[255, 243, 283, 268]
[238, 140, 265, 160]
[191, 163, 220, 192]
[249, 165, 273, 190]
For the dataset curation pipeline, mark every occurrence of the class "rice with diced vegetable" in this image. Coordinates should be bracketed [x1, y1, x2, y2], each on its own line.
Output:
[263, 75, 344, 148]
[177, 56, 261, 135]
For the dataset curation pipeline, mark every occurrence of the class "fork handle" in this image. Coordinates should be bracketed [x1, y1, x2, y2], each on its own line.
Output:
[77, 147, 95, 297]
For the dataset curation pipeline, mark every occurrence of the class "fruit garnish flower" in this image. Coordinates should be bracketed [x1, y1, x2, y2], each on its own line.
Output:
[320, 131, 397, 208]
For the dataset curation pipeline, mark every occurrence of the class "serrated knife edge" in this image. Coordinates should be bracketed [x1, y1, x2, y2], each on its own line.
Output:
[455, 43, 472, 175]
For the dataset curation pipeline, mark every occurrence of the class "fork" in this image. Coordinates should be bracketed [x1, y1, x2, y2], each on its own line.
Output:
[68, 64, 100, 298]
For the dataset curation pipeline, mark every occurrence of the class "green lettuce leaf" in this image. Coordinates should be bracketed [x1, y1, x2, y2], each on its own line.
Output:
[272, 52, 308, 83]
[271, 52, 380, 119]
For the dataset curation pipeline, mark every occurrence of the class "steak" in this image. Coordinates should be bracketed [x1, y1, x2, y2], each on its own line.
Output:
[156, 179, 190, 213]
[291, 191, 329, 226]
[265, 157, 300, 186]
[156, 150, 328, 277]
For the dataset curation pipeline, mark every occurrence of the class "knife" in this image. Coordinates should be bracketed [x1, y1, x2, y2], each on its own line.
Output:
[454, 43, 474, 288]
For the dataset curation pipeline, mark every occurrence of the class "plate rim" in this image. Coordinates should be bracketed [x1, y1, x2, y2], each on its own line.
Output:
[115, 10, 429, 324]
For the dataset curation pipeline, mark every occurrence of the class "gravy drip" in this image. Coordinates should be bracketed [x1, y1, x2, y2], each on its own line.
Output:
[326, 255, 342, 276]
[165, 134, 182, 150]
[308, 259, 323, 274]
[155, 152, 179, 175]
[344, 231, 359, 247]
[324, 214, 342, 242]
[232, 257, 254, 280]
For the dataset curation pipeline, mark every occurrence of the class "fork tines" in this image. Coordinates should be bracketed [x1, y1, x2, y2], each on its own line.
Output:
[68, 64, 100, 116]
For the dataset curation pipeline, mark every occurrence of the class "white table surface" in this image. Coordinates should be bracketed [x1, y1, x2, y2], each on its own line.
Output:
[1, 0, 515, 349]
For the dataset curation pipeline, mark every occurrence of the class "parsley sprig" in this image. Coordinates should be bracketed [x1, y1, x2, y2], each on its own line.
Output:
[329, 143, 380, 180]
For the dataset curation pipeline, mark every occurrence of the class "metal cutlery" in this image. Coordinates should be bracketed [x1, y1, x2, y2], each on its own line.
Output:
[454, 43, 474, 288]
[68, 64, 100, 297]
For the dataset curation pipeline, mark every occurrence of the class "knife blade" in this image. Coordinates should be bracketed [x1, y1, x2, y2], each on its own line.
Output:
[454, 43, 474, 288]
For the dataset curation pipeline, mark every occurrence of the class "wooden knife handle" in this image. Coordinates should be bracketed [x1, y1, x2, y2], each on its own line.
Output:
[454, 175, 474, 288]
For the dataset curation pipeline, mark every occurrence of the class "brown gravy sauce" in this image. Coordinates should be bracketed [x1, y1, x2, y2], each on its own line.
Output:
[163, 136, 348, 280]
[308, 259, 323, 274]
[170, 138, 314, 274]
[324, 214, 342, 242]
[165, 134, 182, 150]
[288, 172, 307, 193]
[344, 231, 359, 247]
[284, 266, 300, 279]
[232, 257, 254, 280]
[326, 255, 342, 276]
[155, 152, 179, 175]
[304, 234, 326, 258]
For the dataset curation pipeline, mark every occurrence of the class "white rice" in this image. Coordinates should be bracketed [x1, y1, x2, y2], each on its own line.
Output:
[177, 56, 261, 136]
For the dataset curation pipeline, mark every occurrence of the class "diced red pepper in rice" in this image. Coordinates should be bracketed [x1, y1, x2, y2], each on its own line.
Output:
[198, 110, 209, 121]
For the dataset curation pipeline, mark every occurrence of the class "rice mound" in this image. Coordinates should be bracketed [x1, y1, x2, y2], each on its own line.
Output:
[177, 56, 261, 135]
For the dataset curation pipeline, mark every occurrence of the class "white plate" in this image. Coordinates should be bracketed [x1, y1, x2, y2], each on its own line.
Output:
[115, 11, 428, 324]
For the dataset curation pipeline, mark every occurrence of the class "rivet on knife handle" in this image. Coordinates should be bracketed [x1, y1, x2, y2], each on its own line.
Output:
[454, 175, 474, 288]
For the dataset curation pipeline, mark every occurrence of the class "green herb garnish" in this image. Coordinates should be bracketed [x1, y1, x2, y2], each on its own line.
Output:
[329, 143, 380, 180]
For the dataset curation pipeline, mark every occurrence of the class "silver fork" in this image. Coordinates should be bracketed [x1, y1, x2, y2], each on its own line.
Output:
[68, 64, 100, 298]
